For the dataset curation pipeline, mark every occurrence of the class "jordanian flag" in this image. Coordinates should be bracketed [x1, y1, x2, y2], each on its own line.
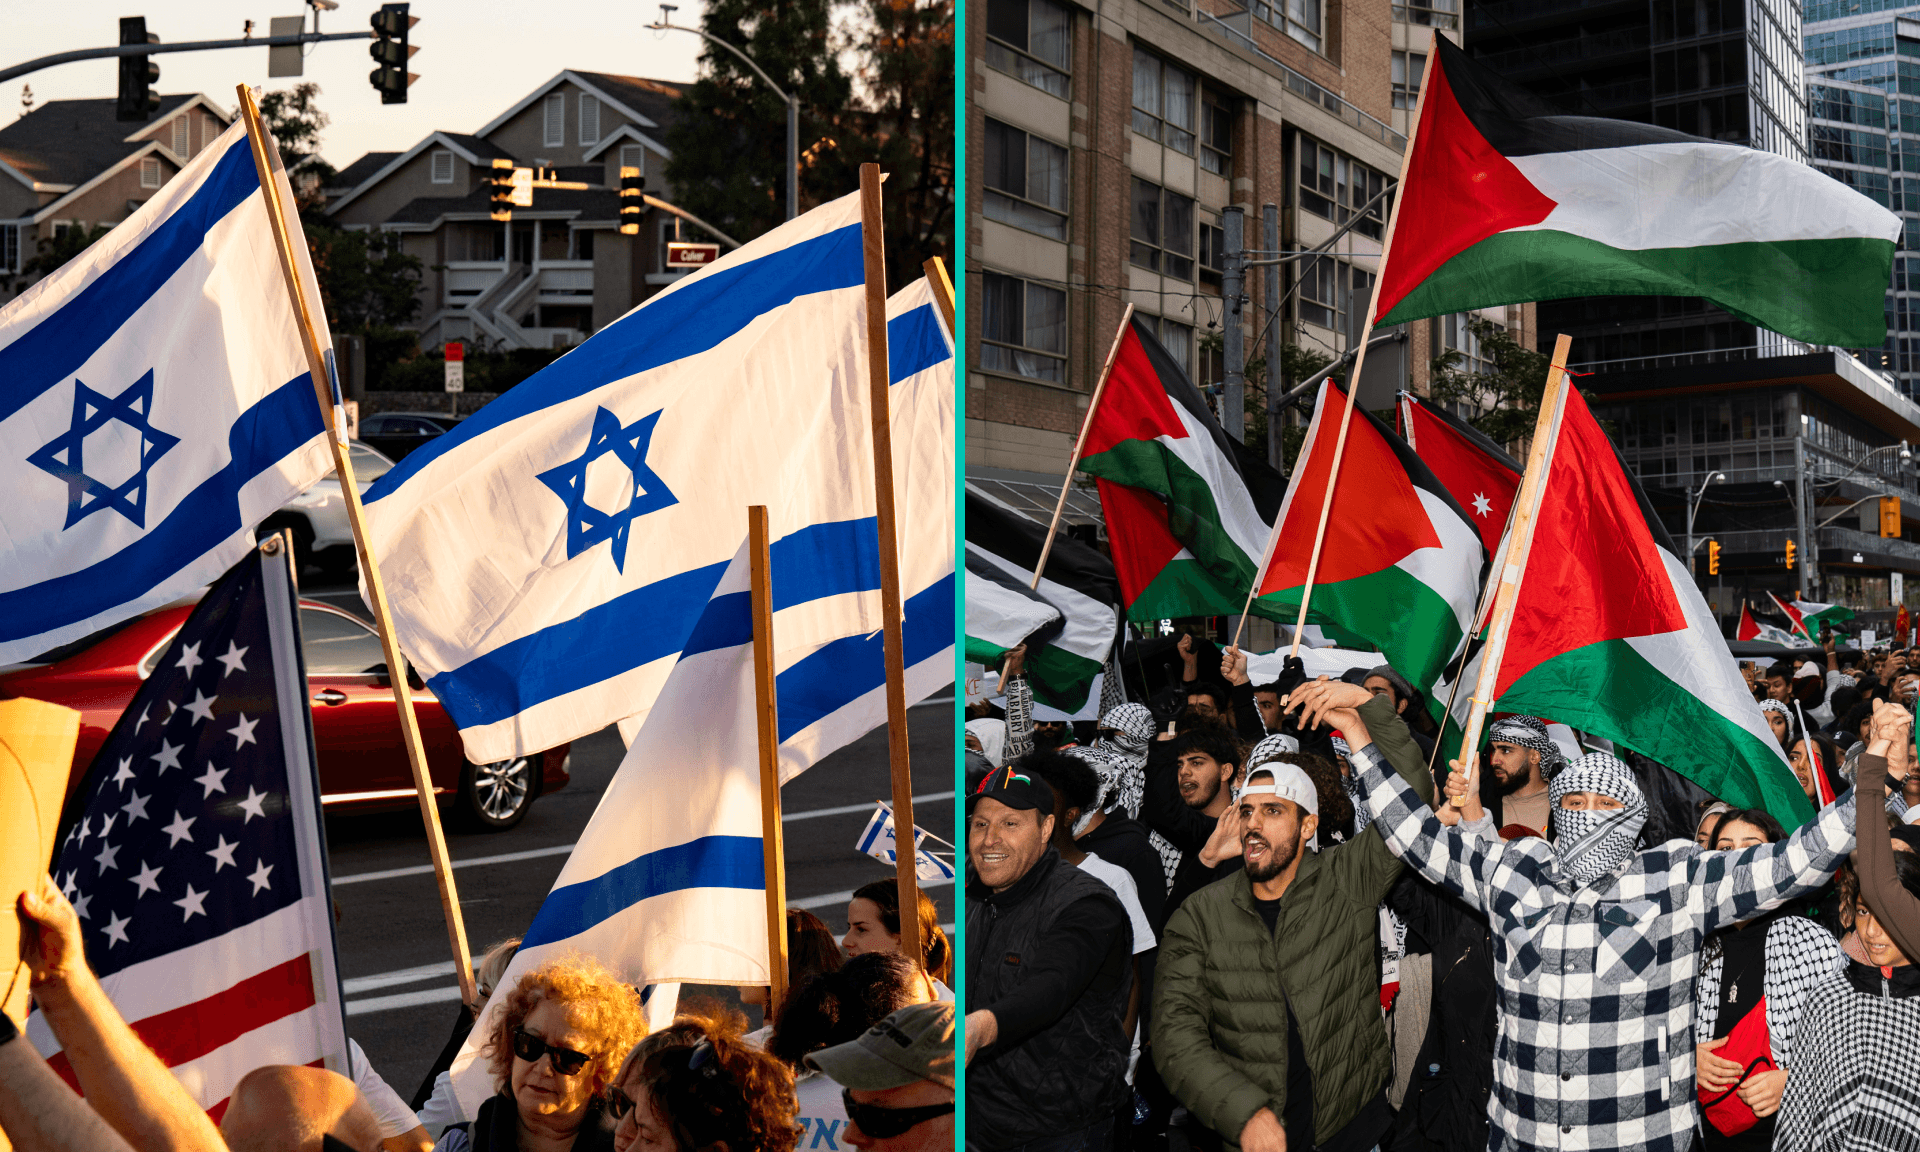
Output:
[1737, 602, 1800, 647]
[1398, 392, 1521, 557]
[1077, 316, 1287, 622]
[1768, 590, 1856, 639]
[1376, 36, 1901, 346]
[1254, 382, 1485, 692]
[1491, 384, 1812, 826]
[965, 487, 1120, 717]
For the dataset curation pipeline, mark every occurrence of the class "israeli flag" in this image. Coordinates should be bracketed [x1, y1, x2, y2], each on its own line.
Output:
[363, 193, 944, 763]
[0, 118, 334, 664]
[448, 282, 950, 1109]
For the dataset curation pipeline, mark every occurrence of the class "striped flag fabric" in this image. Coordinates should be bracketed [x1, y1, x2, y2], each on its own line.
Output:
[361, 192, 895, 764]
[1737, 601, 1799, 647]
[1376, 35, 1901, 346]
[0, 116, 334, 665]
[1254, 382, 1486, 694]
[1074, 316, 1286, 621]
[965, 486, 1120, 718]
[1398, 391, 1521, 557]
[1768, 590, 1855, 640]
[26, 544, 348, 1119]
[1487, 384, 1812, 825]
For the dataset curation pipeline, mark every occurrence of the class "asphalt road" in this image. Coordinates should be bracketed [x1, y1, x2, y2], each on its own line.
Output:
[313, 579, 958, 1104]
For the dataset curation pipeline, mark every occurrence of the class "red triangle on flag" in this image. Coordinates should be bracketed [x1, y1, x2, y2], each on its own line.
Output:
[1083, 324, 1191, 456]
[1374, 48, 1558, 324]
[1737, 601, 1760, 642]
[1097, 478, 1187, 607]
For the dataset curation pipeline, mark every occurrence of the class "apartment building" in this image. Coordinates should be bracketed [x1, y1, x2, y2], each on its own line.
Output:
[966, 0, 1529, 499]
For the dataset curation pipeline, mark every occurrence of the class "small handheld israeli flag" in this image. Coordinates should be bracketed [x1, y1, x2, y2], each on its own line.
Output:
[855, 802, 956, 883]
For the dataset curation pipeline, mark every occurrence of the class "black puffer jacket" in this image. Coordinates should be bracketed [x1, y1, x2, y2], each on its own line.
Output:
[1383, 868, 1496, 1152]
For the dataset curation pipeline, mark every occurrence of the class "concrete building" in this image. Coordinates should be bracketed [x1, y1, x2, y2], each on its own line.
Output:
[0, 96, 231, 299]
[324, 70, 690, 351]
[1463, 0, 1811, 372]
[966, 0, 1529, 500]
[1801, 11, 1920, 398]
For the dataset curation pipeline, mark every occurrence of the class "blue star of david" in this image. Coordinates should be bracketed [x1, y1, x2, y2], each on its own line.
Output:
[28, 370, 180, 530]
[536, 407, 677, 572]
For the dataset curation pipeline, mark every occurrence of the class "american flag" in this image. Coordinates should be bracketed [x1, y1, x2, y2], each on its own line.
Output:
[27, 543, 348, 1120]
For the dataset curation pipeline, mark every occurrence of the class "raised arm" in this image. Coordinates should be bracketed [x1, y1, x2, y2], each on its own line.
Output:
[1693, 786, 1856, 937]
[1320, 694, 1433, 902]
[1286, 679, 1498, 912]
[1854, 701, 1920, 963]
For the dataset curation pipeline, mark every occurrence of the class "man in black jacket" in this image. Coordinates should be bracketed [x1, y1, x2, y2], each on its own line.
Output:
[1142, 726, 1245, 917]
[966, 763, 1132, 1152]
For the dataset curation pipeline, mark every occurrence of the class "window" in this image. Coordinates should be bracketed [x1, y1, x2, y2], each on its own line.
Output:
[985, 0, 1071, 99]
[619, 144, 644, 174]
[1298, 136, 1390, 239]
[430, 149, 454, 184]
[0, 223, 16, 273]
[51, 220, 72, 240]
[579, 94, 601, 145]
[571, 228, 595, 261]
[1250, 0, 1321, 52]
[1199, 221, 1225, 290]
[1201, 98, 1233, 176]
[981, 272, 1067, 382]
[544, 92, 565, 147]
[139, 157, 162, 188]
[1140, 315, 1194, 378]
[1298, 258, 1372, 333]
[1132, 50, 1196, 154]
[1441, 313, 1497, 376]
[171, 116, 188, 156]
[1130, 178, 1194, 279]
[1392, 51, 1426, 110]
[983, 118, 1068, 240]
[1391, 0, 1458, 28]
[300, 608, 388, 675]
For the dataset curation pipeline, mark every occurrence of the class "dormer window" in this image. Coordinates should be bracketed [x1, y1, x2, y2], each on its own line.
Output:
[544, 92, 565, 147]
[171, 116, 188, 156]
[579, 94, 600, 145]
[430, 149, 454, 184]
[140, 157, 162, 188]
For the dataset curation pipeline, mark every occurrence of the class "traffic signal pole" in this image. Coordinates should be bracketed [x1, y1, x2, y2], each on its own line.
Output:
[0, 30, 373, 86]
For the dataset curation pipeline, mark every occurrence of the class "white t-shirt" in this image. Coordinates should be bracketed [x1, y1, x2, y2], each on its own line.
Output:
[1079, 852, 1156, 954]
[795, 1070, 854, 1152]
[348, 1038, 423, 1138]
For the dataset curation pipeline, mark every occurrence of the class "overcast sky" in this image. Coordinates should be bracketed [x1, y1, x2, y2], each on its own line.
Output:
[3, 1, 712, 167]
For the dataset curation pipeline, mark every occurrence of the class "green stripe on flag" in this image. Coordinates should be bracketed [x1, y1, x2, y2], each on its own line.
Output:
[965, 636, 1011, 663]
[1124, 556, 1248, 622]
[1259, 565, 1466, 692]
[1499, 638, 1816, 828]
[1027, 645, 1105, 714]
[1377, 229, 1895, 348]
[1081, 440, 1259, 588]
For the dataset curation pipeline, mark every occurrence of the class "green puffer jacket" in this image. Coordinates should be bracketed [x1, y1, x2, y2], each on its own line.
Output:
[1151, 697, 1433, 1149]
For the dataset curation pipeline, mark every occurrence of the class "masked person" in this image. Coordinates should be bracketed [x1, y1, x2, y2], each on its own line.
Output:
[1285, 678, 1858, 1152]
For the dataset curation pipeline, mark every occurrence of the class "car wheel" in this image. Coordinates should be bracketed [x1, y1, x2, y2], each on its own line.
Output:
[457, 755, 535, 831]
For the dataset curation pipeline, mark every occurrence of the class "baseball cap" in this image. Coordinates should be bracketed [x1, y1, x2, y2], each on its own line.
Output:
[967, 763, 1055, 815]
[1234, 763, 1319, 818]
[805, 1002, 956, 1090]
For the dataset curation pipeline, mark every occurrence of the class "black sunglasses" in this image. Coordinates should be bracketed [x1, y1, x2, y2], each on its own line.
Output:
[511, 1026, 591, 1076]
[840, 1090, 953, 1138]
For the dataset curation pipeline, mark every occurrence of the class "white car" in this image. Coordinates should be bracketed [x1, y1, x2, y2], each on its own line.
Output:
[259, 441, 396, 579]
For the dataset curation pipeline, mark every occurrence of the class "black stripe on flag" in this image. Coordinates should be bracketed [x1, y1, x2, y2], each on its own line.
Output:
[965, 551, 1067, 652]
[964, 489, 1121, 608]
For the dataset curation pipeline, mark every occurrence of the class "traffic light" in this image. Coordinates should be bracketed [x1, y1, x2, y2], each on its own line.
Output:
[489, 159, 515, 223]
[1785, 538, 1797, 570]
[1707, 539, 1721, 576]
[116, 17, 160, 122]
[619, 167, 644, 235]
[1883, 495, 1903, 539]
[369, 3, 418, 105]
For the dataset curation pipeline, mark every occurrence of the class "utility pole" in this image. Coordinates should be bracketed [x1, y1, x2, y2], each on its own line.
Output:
[1222, 205, 1245, 441]
[1263, 203, 1280, 468]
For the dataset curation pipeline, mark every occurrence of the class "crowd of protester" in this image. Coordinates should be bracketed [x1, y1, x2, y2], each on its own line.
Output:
[966, 627, 1920, 1152]
[0, 876, 954, 1152]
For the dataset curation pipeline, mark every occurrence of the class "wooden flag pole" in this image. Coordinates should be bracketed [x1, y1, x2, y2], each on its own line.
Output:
[859, 163, 922, 967]
[924, 256, 956, 334]
[1447, 334, 1573, 806]
[747, 505, 790, 1017]
[1232, 40, 1440, 655]
[237, 86, 476, 1003]
[1032, 304, 1135, 590]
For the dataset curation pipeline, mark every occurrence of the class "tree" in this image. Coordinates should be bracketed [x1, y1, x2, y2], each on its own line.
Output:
[1427, 315, 1555, 446]
[258, 83, 336, 208]
[664, 0, 854, 244]
[4, 224, 109, 292]
[305, 227, 423, 333]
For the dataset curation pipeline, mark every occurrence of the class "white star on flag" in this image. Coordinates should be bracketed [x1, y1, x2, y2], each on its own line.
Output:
[130, 861, 163, 897]
[182, 690, 217, 725]
[71, 892, 91, 920]
[206, 835, 239, 872]
[236, 787, 268, 823]
[175, 642, 203, 676]
[228, 714, 258, 749]
[102, 912, 130, 947]
[194, 763, 229, 798]
[173, 885, 208, 922]
[246, 860, 274, 896]
[151, 740, 183, 774]
[122, 792, 150, 824]
[161, 811, 195, 847]
[93, 841, 119, 873]
[112, 758, 136, 790]
[216, 642, 248, 676]
[1471, 492, 1493, 517]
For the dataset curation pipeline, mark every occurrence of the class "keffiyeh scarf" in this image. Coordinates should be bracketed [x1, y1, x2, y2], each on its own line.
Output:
[1548, 752, 1648, 889]
[1488, 715, 1567, 781]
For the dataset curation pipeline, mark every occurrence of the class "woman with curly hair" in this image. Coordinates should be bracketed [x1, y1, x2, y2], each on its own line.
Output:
[435, 955, 648, 1152]
[841, 879, 954, 994]
[608, 1010, 799, 1152]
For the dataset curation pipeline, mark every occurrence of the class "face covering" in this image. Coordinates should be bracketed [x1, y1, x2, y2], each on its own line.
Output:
[1547, 752, 1648, 888]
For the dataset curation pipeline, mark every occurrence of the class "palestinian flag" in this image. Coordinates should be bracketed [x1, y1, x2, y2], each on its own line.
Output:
[965, 487, 1120, 717]
[1488, 384, 1812, 826]
[1253, 382, 1485, 692]
[1398, 392, 1522, 557]
[1737, 602, 1799, 647]
[1077, 316, 1288, 622]
[1768, 591, 1856, 639]
[1375, 35, 1900, 347]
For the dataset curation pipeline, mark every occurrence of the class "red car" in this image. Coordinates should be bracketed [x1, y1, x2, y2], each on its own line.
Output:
[0, 599, 568, 831]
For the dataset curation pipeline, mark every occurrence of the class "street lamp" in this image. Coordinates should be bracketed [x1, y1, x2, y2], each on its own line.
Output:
[1686, 471, 1725, 577]
[648, 4, 798, 221]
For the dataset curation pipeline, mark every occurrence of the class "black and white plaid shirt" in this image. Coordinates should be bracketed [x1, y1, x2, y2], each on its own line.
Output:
[1351, 742, 1855, 1152]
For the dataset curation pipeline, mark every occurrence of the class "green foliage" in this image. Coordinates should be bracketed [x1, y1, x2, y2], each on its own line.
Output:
[305, 225, 423, 333]
[369, 339, 565, 393]
[5, 223, 110, 291]
[1426, 315, 1553, 446]
[258, 83, 336, 206]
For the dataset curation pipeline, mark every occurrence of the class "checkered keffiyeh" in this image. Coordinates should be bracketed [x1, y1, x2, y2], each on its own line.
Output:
[1351, 741, 1857, 1152]
[1774, 967, 1920, 1151]
[1695, 914, 1844, 1067]
[1489, 715, 1568, 781]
